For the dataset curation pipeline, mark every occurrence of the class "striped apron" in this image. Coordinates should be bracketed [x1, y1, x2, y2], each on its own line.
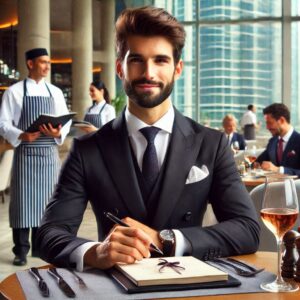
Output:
[83, 102, 106, 128]
[9, 79, 60, 228]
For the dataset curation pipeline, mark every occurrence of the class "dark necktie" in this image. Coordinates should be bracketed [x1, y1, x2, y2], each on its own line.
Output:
[277, 137, 284, 164]
[140, 127, 161, 191]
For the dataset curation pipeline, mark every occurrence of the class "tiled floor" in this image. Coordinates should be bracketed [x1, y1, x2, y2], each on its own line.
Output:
[0, 193, 97, 282]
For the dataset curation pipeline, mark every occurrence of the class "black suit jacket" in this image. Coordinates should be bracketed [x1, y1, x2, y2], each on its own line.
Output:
[37, 108, 260, 267]
[231, 132, 246, 150]
[256, 130, 300, 177]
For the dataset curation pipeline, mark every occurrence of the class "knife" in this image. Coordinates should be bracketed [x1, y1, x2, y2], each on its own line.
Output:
[29, 267, 50, 297]
[48, 268, 76, 298]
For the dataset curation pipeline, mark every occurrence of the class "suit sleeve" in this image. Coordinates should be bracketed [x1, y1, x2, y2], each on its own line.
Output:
[180, 133, 260, 259]
[255, 149, 269, 163]
[36, 138, 92, 267]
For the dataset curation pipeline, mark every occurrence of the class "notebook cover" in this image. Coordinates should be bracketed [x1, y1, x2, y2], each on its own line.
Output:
[108, 268, 241, 294]
[26, 112, 76, 132]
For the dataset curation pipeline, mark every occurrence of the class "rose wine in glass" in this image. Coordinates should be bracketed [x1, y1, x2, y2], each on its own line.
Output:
[244, 146, 257, 169]
[260, 175, 299, 292]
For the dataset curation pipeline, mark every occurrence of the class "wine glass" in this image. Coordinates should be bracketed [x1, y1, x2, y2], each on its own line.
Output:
[244, 145, 257, 169]
[231, 141, 239, 154]
[260, 175, 299, 292]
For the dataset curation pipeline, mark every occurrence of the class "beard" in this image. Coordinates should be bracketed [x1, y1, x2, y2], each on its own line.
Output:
[123, 77, 175, 108]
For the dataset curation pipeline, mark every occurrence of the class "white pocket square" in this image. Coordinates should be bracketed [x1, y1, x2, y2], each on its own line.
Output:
[185, 165, 209, 184]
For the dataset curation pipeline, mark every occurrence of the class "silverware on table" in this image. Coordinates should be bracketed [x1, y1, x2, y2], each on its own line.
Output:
[29, 267, 50, 298]
[67, 268, 87, 288]
[210, 258, 264, 277]
[47, 268, 76, 298]
[225, 257, 262, 272]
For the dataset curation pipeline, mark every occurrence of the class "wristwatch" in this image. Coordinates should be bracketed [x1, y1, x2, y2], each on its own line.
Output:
[159, 229, 176, 256]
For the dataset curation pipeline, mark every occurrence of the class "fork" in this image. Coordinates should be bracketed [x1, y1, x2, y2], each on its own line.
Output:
[225, 257, 262, 272]
[210, 258, 264, 277]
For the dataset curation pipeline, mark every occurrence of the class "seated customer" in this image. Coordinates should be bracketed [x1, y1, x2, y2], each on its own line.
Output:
[255, 103, 300, 177]
[36, 6, 260, 271]
[222, 114, 246, 151]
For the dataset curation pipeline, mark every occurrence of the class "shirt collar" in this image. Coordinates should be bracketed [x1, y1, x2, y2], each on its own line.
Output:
[26, 77, 45, 85]
[125, 105, 174, 137]
[281, 126, 294, 143]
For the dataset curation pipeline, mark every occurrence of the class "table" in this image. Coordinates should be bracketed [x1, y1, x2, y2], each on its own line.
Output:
[1, 252, 299, 300]
[242, 176, 265, 187]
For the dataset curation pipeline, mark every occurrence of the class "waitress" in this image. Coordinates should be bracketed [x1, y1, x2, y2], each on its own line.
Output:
[79, 80, 116, 133]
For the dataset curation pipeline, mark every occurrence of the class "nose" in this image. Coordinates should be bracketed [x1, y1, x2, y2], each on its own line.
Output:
[143, 61, 155, 80]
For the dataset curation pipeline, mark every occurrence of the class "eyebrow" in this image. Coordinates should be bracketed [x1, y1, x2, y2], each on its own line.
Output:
[127, 53, 172, 61]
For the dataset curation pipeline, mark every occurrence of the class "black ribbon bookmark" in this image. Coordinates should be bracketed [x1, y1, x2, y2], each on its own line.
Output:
[157, 258, 185, 275]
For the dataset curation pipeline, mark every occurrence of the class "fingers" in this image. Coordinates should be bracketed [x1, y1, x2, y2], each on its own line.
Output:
[92, 226, 152, 269]
[39, 123, 62, 137]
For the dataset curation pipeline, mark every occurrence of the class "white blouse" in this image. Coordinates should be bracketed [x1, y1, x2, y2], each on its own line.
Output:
[84, 100, 116, 126]
[0, 78, 71, 147]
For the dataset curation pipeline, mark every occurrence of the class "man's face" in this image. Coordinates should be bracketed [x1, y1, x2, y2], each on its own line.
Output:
[28, 55, 50, 79]
[223, 120, 236, 135]
[264, 114, 283, 136]
[116, 35, 183, 108]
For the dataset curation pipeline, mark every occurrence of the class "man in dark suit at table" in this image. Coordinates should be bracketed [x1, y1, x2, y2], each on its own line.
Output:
[36, 6, 260, 271]
[255, 103, 300, 177]
[222, 114, 246, 151]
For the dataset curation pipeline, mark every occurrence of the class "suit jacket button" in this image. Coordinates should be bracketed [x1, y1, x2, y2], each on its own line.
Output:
[183, 212, 192, 221]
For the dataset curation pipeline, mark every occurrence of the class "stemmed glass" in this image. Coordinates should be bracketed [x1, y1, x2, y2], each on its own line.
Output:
[244, 146, 257, 169]
[260, 175, 299, 292]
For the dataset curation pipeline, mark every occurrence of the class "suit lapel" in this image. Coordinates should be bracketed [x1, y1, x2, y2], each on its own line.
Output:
[269, 138, 278, 164]
[95, 112, 147, 220]
[282, 130, 296, 164]
[151, 109, 204, 228]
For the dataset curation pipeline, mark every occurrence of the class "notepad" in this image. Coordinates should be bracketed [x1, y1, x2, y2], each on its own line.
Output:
[115, 256, 228, 287]
[26, 112, 76, 132]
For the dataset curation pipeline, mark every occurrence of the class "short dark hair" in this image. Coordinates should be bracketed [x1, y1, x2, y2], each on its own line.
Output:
[115, 6, 186, 64]
[91, 80, 111, 104]
[263, 103, 290, 123]
[247, 104, 254, 110]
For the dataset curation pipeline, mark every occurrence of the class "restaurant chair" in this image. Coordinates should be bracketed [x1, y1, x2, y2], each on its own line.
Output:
[0, 149, 14, 203]
[249, 180, 300, 252]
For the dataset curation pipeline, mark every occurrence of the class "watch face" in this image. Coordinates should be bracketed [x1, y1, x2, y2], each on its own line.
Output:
[160, 230, 174, 241]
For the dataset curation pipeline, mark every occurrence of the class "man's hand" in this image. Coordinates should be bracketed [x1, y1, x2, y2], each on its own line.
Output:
[122, 217, 162, 251]
[19, 131, 41, 142]
[83, 226, 152, 270]
[39, 123, 62, 138]
[260, 161, 279, 172]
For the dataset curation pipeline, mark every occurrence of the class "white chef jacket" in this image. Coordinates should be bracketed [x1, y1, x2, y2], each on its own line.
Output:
[0, 78, 71, 147]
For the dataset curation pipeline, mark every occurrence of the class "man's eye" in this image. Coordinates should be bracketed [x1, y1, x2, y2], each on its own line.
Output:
[156, 58, 168, 64]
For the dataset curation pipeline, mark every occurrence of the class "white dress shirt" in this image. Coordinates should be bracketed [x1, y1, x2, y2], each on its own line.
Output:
[70, 105, 190, 271]
[240, 110, 257, 127]
[0, 78, 70, 146]
[85, 100, 116, 125]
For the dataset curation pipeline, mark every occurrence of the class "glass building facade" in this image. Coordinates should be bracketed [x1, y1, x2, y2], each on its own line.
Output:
[122, 0, 300, 132]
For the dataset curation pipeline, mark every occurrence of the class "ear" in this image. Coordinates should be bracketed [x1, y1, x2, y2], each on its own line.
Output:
[27, 59, 34, 70]
[174, 59, 183, 81]
[116, 59, 124, 80]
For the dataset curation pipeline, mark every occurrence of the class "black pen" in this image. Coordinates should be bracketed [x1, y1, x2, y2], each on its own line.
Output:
[104, 212, 164, 256]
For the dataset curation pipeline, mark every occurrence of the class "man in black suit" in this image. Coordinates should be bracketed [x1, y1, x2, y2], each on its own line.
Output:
[255, 103, 300, 176]
[222, 114, 246, 151]
[37, 6, 259, 271]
